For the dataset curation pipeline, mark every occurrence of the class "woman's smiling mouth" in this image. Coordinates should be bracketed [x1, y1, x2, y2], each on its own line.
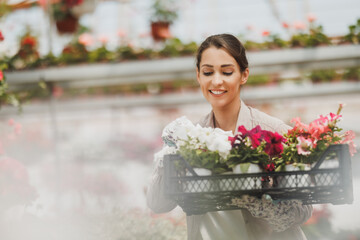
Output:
[209, 90, 227, 96]
[209, 90, 227, 95]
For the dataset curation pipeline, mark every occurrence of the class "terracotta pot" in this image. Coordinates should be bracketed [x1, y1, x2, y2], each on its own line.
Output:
[55, 14, 79, 34]
[151, 21, 171, 41]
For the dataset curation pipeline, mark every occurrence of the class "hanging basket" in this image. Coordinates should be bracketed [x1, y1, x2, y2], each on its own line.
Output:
[71, 0, 97, 18]
[55, 13, 79, 34]
[151, 21, 171, 41]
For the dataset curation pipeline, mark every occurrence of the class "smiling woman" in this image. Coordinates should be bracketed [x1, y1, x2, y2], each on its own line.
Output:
[146, 34, 313, 240]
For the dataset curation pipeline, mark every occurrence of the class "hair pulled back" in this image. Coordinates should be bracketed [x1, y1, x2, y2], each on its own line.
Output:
[196, 34, 248, 72]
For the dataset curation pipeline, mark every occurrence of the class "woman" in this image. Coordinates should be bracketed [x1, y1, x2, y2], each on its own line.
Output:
[147, 34, 312, 240]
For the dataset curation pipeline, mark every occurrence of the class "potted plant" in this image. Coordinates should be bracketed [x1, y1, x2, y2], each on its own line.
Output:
[52, 0, 84, 34]
[150, 0, 178, 41]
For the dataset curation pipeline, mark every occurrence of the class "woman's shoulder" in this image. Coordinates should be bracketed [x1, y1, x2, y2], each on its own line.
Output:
[247, 105, 290, 133]
[196, 112, 213, 127]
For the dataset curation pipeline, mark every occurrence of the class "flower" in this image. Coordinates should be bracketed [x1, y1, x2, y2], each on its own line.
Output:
[0, 30, 4, 41]
[21, 36, 37, 47]
[167, 104, 356, 174]
[282, 22, 289, 29]
[307, 13, 317, 23]
[262, 130, 285, 157]
[167, 116, 233, 173]
[296, 136, 313, 155]
[78, 33, 93, 46]
[262, 30, 270, 37]
[294, 21, 306, 30]
[340, 130, 357, 156]
[0, 70, 3, 82]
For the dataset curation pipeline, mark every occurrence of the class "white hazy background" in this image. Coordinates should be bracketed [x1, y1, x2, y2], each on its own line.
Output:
[0, 0, 360, 239]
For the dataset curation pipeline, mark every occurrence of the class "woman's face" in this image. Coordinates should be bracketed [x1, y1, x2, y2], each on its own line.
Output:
[196, 46, 249, 110]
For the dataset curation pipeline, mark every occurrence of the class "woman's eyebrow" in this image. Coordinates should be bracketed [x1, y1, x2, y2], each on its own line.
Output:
[201, 64, 235, 68]
[221, 64, 235, 67]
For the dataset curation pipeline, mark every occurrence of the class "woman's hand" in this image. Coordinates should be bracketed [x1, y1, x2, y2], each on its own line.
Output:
[231, 194, 303, 232]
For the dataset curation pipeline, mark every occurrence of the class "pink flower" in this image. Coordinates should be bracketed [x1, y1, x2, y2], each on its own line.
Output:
[8, 118, 14, 126]
[246, 25, 255, 31]
[308, 121, 331, 140]
[117, 29, 127, 38]
[294, 21, 306, 30]
[341, 131, 357, 156]
[290, 117, 309, 134]
[263, 130, 285, 157]
[0, 70, 3, 81]
[307, 13, 317, 22]
[78, 33, 93, 46]
[14, 123, 22, 135]
[296, 136, 313, 155]
[98, 35, 109, 44]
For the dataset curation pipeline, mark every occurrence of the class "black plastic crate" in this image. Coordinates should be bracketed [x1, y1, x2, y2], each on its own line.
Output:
[163, 144, 353, 215]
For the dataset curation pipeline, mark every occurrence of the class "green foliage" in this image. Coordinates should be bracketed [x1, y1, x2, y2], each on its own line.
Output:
[247, 75, 270, 86]
[226, 142, 268, 169]
[264, 34, 289, 49]
[151, 0, 178, 23]
[343, 18, 360, 44]
[309, 69, 338, 83]
[178, 146, 231, 174]
[306, 25, 331, 47]
[60, 42, 88, 64]
[343, 67, 360, 81]
[0, 63, 21, 111]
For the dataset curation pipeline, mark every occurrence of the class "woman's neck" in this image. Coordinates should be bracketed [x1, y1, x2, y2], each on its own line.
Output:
[213, 100, 241, 134]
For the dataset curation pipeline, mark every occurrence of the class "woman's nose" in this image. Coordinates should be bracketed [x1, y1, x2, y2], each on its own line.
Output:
[212, 73, 223, 86]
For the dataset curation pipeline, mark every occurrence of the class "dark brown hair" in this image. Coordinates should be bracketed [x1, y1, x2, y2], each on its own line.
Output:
[196, 34, 248, 72]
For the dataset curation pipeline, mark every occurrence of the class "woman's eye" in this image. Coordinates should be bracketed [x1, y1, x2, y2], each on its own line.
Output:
[223, 72, 233, 76]
[203, 72, 213, 76]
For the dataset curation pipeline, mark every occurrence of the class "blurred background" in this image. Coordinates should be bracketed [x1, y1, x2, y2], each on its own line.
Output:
[0, 0, 359, 239]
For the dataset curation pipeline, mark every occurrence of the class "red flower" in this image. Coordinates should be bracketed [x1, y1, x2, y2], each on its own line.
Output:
[265, 163, 275, 172]
[0, 30, 4, 41]
[263, 130, 285, 157]
[282, 22, 289, 29]
[228, 136, 237, 146]
[262, 30, 270, 37]
[0, 70, 3, 82]
[22, 36, 37, 47]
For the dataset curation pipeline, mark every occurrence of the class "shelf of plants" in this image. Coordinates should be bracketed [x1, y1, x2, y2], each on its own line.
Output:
[163, 144, 353, 215]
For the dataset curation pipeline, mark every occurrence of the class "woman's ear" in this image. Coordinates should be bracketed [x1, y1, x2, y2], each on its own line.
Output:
[240, 68, 249, 85]
[196, 68, 200, 84]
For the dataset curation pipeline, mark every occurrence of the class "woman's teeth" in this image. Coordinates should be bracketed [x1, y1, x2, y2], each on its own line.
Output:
[210, 90, 225, 95]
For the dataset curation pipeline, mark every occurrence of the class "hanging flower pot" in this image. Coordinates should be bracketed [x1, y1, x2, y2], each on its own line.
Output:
[71, 0, 96, 18]
[151, 21, 171, 41]
[55, 13, 79, 34]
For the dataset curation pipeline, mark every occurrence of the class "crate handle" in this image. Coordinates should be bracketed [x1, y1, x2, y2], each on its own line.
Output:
[178, 155, 198, 176]
[312, 144, 344, 170]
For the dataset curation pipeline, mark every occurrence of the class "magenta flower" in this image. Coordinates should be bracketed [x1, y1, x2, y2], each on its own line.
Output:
[236, 125, 264, 148]
[263, 130, 285, 157]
